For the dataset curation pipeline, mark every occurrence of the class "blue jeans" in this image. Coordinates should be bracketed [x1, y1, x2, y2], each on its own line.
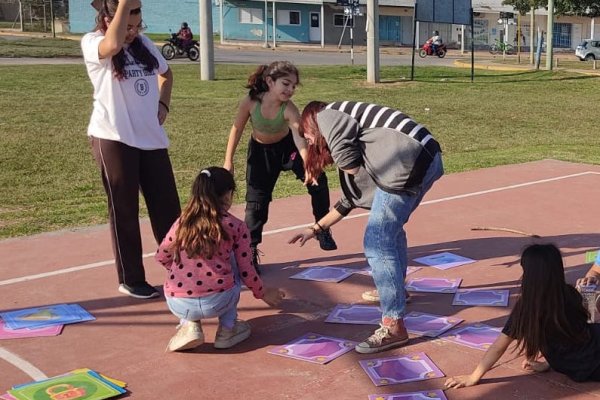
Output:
[364, 153, 444, 320]
[166, 253, 241, 329]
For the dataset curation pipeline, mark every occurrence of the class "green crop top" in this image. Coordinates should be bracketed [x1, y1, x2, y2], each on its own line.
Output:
[250, 101, 288, 135]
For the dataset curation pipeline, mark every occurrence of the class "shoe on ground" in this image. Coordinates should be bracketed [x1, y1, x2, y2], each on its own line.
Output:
[361, 289, 411, 303]
[167, 321, 204, 352]
[251, 245, 263, 275]
[118, 282, 160, 299]
[355, 318, 409, 354]
[316, 229, 337, 251]
[214, 319, 251, 349]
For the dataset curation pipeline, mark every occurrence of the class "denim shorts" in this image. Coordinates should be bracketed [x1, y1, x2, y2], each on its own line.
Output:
[166, 284, 241, 322]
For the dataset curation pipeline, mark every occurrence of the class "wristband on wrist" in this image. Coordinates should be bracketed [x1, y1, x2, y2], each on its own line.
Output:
[315, 221, 326, 232]
[159, 100, 170, 113]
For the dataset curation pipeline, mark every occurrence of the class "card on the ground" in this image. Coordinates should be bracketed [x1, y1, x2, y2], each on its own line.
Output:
[441, 323, 501, 351]
[404, 312, 463, 337]
[289, 267, 355, 283]
[586, 250, 598, 263]
[325, 304, 382, 325]
[8, 370, 125, 400]
[359, 352, 444, 386]
[1, 304, 95, 330]
[413, 252, 476, 270]
[355, 266, 422, 277]
[406, 278, 462, 293]
[0, 319, 63, 339]
[368, 389, 448, 400]
[452, 289, 509, 307]
[268, 333, 357, 364]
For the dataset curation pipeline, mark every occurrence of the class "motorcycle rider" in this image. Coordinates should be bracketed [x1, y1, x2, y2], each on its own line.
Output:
[428, 30, 442, 54]
[177, 22, 193, 51]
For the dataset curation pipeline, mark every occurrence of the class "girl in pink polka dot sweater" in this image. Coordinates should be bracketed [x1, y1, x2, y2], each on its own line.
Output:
[156, 167, 284, 352]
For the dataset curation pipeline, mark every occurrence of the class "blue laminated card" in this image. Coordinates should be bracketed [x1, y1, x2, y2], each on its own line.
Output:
[0, 303, 95, 330]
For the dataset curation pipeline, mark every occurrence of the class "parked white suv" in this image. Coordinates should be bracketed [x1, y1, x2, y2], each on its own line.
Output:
[576, 39, 600, 61]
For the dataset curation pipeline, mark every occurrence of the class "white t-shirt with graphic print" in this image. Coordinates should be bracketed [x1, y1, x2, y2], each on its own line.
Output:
[82, 31, 169, 150]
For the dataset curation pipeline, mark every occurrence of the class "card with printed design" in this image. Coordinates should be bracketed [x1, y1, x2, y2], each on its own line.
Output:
[325, 304, 382, 325]
[452, 289, 510, 307]
[406, 278, 462, 293]
[368, 389, 448, 400]
[355, 266, 422, 277]
[413, 252, 476, 270]
[289, 267, 355, 283]
[0, 319, 63, 340]
[0, 304, 95, 330]
[586, 250, 599, 263]
[360, 352, 444, 386]
[268, 333, 357, 364]
[441, 323, 501, 351]
[403, 312, 463, 337]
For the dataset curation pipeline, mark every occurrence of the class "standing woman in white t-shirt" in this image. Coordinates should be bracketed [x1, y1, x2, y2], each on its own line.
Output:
[82, 0, 181, 299]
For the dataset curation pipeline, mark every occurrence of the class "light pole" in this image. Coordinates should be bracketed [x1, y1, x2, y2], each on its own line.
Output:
[546, 0, 554, 70]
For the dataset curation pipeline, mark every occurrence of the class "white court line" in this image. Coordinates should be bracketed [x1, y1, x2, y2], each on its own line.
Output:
[0, 170, 598, 288]
[0, 346, 48, 381]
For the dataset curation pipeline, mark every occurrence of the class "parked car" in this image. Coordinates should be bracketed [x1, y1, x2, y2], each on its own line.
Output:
[575, 39, 600, 61]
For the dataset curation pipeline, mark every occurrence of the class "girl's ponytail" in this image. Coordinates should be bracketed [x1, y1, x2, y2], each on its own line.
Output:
[246, 64, 269, 101]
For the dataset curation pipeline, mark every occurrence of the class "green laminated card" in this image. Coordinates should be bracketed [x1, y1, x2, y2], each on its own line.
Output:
[9, 371, 125, 400]
[586, 250, 598, 264]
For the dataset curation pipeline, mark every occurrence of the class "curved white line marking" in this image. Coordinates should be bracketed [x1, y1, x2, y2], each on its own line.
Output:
[0, 346, 48, 381]
[0, 171, 598, 287]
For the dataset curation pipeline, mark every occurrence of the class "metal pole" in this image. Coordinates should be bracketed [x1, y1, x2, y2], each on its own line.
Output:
[460, 24, 464, 55]
[50, 0, 55, 37]
[19, 1, 23, 31]
[530, 7, 535, 64]
[546, 0, 554, 70]
[220, 0, 224, 44]
[263, 0, 269, 48]
[350, 14, 354, 65]
[410, 2, 417, 81]
[471, 7, 474, 82]
[517, 13, 521, 63]
[320, 4, 324, 48]
[272, 0, 276, 48]
[199, 0, 215, 80]
[366, 0, 379, 83]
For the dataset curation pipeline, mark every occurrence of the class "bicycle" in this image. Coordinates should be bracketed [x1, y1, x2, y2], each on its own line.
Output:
[489, 40, 515, 55]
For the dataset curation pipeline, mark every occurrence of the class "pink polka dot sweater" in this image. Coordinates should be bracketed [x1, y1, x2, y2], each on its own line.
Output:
[155, 213, 265, 299]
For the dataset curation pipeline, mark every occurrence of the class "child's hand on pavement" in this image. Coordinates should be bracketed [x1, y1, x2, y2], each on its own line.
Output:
[262, 287, 285, 307]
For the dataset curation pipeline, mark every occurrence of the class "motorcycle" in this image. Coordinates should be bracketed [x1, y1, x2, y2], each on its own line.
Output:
[161, 32, 199, 61]
[418, 40, 447, 58]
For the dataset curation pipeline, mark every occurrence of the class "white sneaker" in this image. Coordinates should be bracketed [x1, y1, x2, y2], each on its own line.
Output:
[214, 320, 251, 349]
[166, 321, 204, 352]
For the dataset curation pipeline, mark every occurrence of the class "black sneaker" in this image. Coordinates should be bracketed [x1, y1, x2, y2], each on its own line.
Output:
[118, 282, 160, 299]
[316, 229, 337, 251]
[250, 245, 263, 275]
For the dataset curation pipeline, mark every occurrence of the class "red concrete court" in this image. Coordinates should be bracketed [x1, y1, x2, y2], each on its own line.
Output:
[1, 159, 600, 399]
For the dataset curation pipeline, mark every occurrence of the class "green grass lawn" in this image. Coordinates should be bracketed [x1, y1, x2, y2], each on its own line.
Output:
[1, 64, 599, 239]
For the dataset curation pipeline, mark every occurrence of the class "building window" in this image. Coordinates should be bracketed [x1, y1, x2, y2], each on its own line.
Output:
[552, 22, 571, 48]
[240, 8, 263, 24]
[277, 10, 301, 25]
[333, 13, 352, 27]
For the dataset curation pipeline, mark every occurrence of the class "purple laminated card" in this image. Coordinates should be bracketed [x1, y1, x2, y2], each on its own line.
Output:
[268, 333, 357, 364]
[289, 267, 354, 283]
[404, 312, 463, 337]
[413, 252, 476, 270]
[325, 304, 382, 325]
[360, 352, 444, 386]
[406, 278, 462, 294]
[452, 289, 510, 307]
[368, 389, 448, 400]
[355, 266, 422, 277]
[441, 323, 501, 351]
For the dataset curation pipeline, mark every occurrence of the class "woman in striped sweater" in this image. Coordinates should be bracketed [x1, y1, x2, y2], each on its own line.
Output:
[289, 101, 444, 354]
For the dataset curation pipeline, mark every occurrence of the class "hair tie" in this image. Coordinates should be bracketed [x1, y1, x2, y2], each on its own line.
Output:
[200, 169, 211, 177]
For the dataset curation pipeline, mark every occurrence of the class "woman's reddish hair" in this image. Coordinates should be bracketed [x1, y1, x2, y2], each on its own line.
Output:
[300, 101, 334, 182]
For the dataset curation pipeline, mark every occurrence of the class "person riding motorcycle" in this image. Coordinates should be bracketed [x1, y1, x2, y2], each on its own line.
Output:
[428, 30, 442, 54]
[177, 22, 193, 51]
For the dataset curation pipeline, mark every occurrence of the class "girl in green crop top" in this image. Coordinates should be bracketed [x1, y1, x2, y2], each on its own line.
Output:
[223, 61, 337, 273]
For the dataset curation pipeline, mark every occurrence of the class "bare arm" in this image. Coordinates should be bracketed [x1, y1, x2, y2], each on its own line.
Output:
[288, 208, 345, 247]
[157, 68, 173, 125]
[577, 263, 600, 287]
[445, 333, 513, 389]
[224, 96, 252, 173]
[286, 101, 308, 162]
[97, 0, 140, 59]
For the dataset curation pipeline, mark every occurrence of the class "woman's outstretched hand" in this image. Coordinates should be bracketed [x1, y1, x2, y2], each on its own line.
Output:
[288, 228, 315, 247]
[444, 375, 479, 389]
[262, 287, 285, 307]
